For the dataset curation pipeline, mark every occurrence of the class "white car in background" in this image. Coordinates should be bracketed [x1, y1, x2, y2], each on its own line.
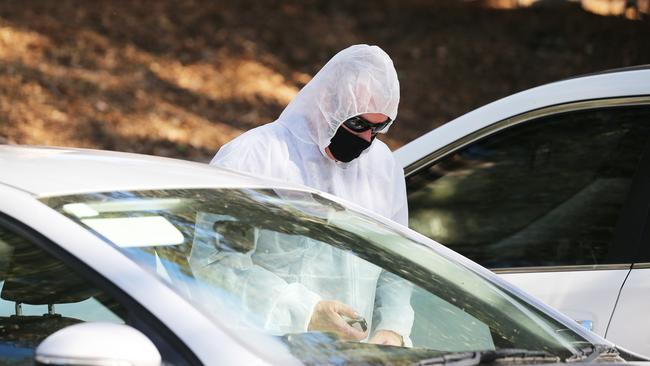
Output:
[395, 66, 650, 357]
[0, 145, 645, 366]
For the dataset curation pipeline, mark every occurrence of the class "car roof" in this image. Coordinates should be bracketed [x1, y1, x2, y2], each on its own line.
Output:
[562, 64, 650, 80]
[395, 67, 650, 169]
[0, 145, 304, 197]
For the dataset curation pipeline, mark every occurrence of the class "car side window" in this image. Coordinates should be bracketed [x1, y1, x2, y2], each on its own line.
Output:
[406, 106, 650, 269]
[0, 226, 126, 366]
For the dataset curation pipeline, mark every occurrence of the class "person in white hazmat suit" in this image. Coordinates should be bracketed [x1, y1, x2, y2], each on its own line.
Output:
[200, 44, 413, 346]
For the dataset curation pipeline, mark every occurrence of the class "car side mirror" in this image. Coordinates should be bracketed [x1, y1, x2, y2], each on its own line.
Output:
[35, 322, 162, 366]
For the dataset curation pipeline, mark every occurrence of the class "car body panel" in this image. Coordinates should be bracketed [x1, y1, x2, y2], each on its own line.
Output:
[606, 267, 650, 355]
[500, 269, 631, 336]
[0, 145, 301, 197]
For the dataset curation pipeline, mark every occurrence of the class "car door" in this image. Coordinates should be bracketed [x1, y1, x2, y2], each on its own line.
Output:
[397, 95, 650, 345]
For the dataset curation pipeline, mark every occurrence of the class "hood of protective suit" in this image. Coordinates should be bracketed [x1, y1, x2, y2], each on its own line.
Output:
[277, 44, 400, 158]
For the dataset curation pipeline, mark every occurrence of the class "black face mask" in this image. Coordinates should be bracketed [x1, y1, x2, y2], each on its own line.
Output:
[327, 126, 373, 163]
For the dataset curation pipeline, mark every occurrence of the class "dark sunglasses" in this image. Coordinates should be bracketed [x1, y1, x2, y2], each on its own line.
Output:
[342, 115, 392, 134]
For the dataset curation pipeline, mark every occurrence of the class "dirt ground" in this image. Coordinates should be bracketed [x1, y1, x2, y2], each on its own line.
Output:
[1, 0, 649, 162]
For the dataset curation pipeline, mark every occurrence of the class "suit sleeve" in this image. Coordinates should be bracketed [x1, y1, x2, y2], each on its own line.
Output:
[373, 160, 414, 345]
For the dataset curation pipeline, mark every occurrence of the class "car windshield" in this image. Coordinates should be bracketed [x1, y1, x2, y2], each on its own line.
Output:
[42, 188, 592, 365]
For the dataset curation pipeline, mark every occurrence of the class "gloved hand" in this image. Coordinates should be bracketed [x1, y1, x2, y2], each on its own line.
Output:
[308, 300, 368, 341]
[369, 329, 403, 346]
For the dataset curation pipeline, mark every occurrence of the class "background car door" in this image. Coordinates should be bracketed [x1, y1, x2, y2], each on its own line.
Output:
[402, 102, 650, 351]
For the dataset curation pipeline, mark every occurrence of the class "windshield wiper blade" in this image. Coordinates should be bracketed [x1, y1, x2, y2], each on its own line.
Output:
[567, 344, 625, 363]
[414, 349, 561, 366]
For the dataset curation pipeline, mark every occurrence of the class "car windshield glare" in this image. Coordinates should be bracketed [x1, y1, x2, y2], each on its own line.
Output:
[42, 188, 591, 364]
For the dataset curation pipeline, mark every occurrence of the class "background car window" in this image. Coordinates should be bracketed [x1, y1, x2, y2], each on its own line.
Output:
[407, 106, 650, 269]
[0, 226, 125, 366]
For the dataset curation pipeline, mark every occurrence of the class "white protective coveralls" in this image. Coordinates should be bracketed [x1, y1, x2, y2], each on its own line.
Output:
[196, 44, 413, 342]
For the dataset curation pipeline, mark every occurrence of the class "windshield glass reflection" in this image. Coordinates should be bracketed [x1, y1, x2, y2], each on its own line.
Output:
[42, 188, 590, 364]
